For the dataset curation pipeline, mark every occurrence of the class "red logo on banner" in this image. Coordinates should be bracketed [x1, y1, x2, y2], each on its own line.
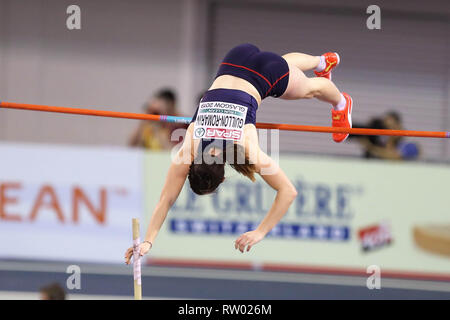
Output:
[358, 223, 392, 252]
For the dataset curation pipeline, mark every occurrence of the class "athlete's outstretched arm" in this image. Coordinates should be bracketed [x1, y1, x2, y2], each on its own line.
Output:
[124, 128, 193, 264]
[235, 143, 297, 253]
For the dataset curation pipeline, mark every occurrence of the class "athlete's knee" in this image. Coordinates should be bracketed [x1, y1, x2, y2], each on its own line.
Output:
[302, 92, 315, 99]
[284, 85, 315, 100]
[282, 86, 312, 100]
[307, 77, 334, 98]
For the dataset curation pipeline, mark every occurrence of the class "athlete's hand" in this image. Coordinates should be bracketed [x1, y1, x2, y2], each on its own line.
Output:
[124, 242, 152, 265]
[235, 230, 265, 253]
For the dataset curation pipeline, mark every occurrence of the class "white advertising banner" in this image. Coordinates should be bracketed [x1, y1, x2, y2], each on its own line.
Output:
[0, 143, 143, 263]
[144, 152, 450, 278]
[1, 143, 449, 278]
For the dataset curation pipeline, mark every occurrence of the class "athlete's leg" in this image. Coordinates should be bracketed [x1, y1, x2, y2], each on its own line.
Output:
[280, 63, 341, 106]
[279, 56, 353, 143]
[282, 52, 320, 72]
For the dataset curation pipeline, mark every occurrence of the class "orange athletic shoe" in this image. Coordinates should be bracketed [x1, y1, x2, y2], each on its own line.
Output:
[331, 92, 353, 143]
[314, 52, 340, 80]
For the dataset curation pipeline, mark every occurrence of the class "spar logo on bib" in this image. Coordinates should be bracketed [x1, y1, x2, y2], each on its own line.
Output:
[193, 101, 248, 141]
[205, 128, 242, 140]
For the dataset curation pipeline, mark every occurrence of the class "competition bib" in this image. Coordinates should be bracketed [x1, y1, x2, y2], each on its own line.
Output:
[193, 101, 248, 141]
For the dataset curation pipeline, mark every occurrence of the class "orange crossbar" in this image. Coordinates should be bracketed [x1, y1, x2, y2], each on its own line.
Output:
[1, 101, 449, 138]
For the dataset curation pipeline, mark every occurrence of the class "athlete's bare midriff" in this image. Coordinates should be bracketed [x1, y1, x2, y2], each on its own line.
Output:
[209, 75, 262, 105]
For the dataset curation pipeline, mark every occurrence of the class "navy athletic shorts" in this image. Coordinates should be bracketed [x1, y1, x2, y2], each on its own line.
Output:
[215, 43, 290, 99]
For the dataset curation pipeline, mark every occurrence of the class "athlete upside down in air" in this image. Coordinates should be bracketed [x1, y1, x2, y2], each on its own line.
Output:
[125, 43, 352, 263]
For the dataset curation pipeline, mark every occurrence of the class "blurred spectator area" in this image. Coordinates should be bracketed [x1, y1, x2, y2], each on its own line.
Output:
[39, 282, 66, 300]
[0, 0, 448, 162]
[350, 111, 420, 161]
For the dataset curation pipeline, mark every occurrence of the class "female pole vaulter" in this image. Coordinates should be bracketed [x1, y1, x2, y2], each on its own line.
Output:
[125, 43, 352, 262]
